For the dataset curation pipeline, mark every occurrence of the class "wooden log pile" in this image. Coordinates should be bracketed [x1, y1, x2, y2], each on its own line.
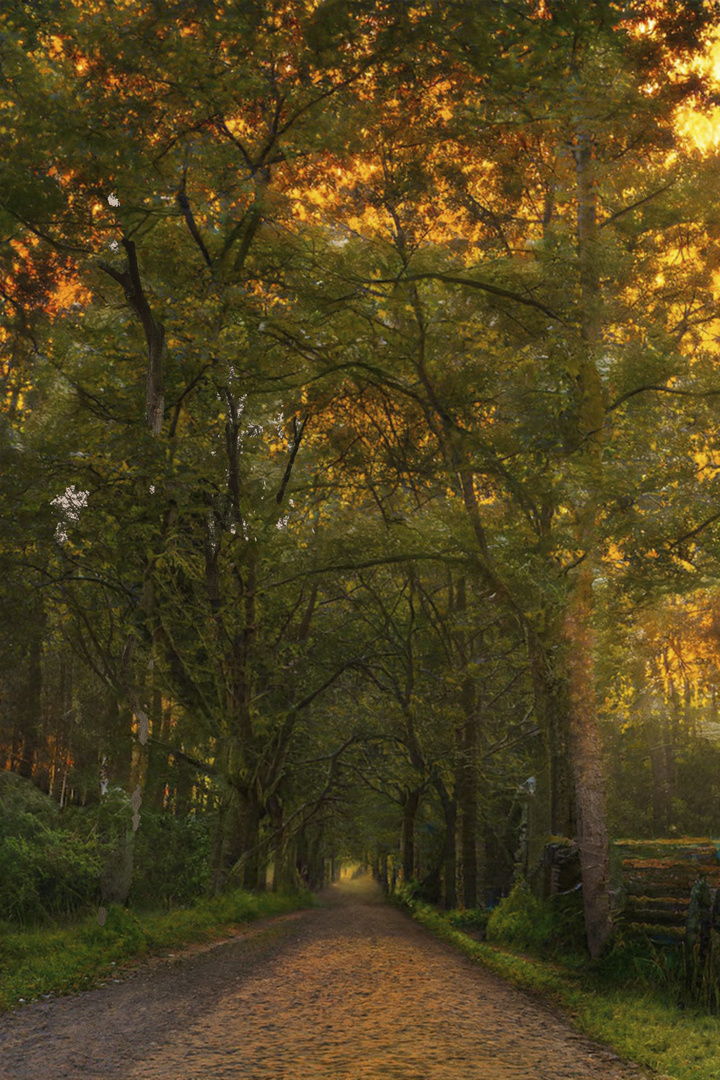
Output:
[614, 839, 720, 944]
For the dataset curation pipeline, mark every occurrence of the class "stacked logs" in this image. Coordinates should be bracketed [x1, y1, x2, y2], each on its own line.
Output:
[614, 838, 720, 944]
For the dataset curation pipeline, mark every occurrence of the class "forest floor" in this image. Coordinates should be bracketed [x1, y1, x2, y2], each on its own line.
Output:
[0, 877, 652, 1080]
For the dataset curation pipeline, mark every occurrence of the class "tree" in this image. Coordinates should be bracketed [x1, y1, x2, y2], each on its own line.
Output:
[273, 0, 720, 952]
[3, 0, 720, 955]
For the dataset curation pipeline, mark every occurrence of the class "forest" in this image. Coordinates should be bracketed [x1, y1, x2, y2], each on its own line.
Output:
[5, 0, 720, 982]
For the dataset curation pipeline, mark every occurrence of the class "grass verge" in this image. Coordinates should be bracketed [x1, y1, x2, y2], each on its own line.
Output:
[407, 902, 720, 1080]
[0, 888, 316, 1015]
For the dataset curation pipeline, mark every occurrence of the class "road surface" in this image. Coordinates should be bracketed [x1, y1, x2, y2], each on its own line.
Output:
[0, 877, 647, 1079]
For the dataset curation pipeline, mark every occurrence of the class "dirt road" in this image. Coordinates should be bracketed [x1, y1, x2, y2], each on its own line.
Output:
[0, 878, 647, 1079]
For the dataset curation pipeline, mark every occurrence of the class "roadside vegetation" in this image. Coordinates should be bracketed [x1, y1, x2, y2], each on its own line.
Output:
[0, 768, 316, 1015]
[399, 884, 720, 1080]
[0, 888, 315, 1015]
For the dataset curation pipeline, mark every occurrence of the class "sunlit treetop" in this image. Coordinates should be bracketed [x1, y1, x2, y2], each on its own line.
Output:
[3, 0, 720, 392]
[601, 587, 720, 725]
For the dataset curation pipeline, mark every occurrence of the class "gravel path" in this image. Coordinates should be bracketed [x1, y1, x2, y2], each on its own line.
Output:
[0, 878, 648, 1079]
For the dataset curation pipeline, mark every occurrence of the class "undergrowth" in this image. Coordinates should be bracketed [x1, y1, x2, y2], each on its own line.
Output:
[0, 888, 316, 1014]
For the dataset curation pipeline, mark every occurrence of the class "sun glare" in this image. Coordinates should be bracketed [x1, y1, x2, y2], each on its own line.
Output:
[675, 28, 720, 152]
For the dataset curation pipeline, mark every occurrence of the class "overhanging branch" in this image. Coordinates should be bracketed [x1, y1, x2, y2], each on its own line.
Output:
[98, 237, 165, 433]
[607, 384, 720, 412]
[370, 271, 565, 322]
[276, 413, 309, 505]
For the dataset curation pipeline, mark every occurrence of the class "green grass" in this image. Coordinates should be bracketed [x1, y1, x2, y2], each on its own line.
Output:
[408, 902, 720, 1080]
[0, 888, 316, 1014]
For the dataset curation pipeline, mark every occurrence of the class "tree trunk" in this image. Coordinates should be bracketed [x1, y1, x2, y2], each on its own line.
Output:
[307, 830, 324, 889]
[457, 683, 479, 909]
[211, 792, 231, 893]
[17, 626, 42, 780]
[375, 850, 389, 892]
[237, 789, 262, 890]
[435, 777, 457, 909]
[295, 830, 309, 887]
[144, 686, 168, 810]
[564, 568, 612, 959]
[212, 784, 264, 893]
[267, 794, 288, 891]
[402, 787, 421, 882]
[449, 575, 481, 909]
[172, 755, 193, 816]
[561, 118, 612, 959]
[528, 631, 575, 838]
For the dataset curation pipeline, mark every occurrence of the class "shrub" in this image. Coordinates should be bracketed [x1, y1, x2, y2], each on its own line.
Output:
[0, 827, 101, 923]
[129, 809, 211, 909]
[0, 770, 59, 826]
[63, 786, 135, 906]
[394, 878, 426, 906]
[80, 903, 150, 952]
[486, 882, 553, 948]
[486, 881, 585, 955]
[0, 771, 104, 922]
[595, 928, 685, 994]
[446, 907, 491, 937]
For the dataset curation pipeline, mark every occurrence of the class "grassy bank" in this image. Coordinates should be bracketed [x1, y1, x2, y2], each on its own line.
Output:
[0, 889, 316, 1014]
[407, 902, 720, 1080]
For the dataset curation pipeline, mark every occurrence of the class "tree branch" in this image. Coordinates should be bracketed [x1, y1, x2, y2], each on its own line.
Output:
[599, 182, 676, 229]
[669, 511, 720, 549]
[97, 237, 165, 433]
[165, 744, 217, 776]
[371, 271, 565, 322]
[607, 384, 720, 412]
[276, 413, 309, 504]
[177, 189, 213, 269]
[120, 632, 149, 745]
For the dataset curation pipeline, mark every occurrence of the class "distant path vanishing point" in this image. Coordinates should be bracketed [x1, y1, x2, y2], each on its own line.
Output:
[0, 877, 648, 1079]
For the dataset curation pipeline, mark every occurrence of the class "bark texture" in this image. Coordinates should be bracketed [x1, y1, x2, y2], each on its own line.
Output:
[563, 569, 612, 958]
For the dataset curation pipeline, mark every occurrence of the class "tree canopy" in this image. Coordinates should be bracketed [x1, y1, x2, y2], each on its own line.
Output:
[4, 0, 720, 957]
